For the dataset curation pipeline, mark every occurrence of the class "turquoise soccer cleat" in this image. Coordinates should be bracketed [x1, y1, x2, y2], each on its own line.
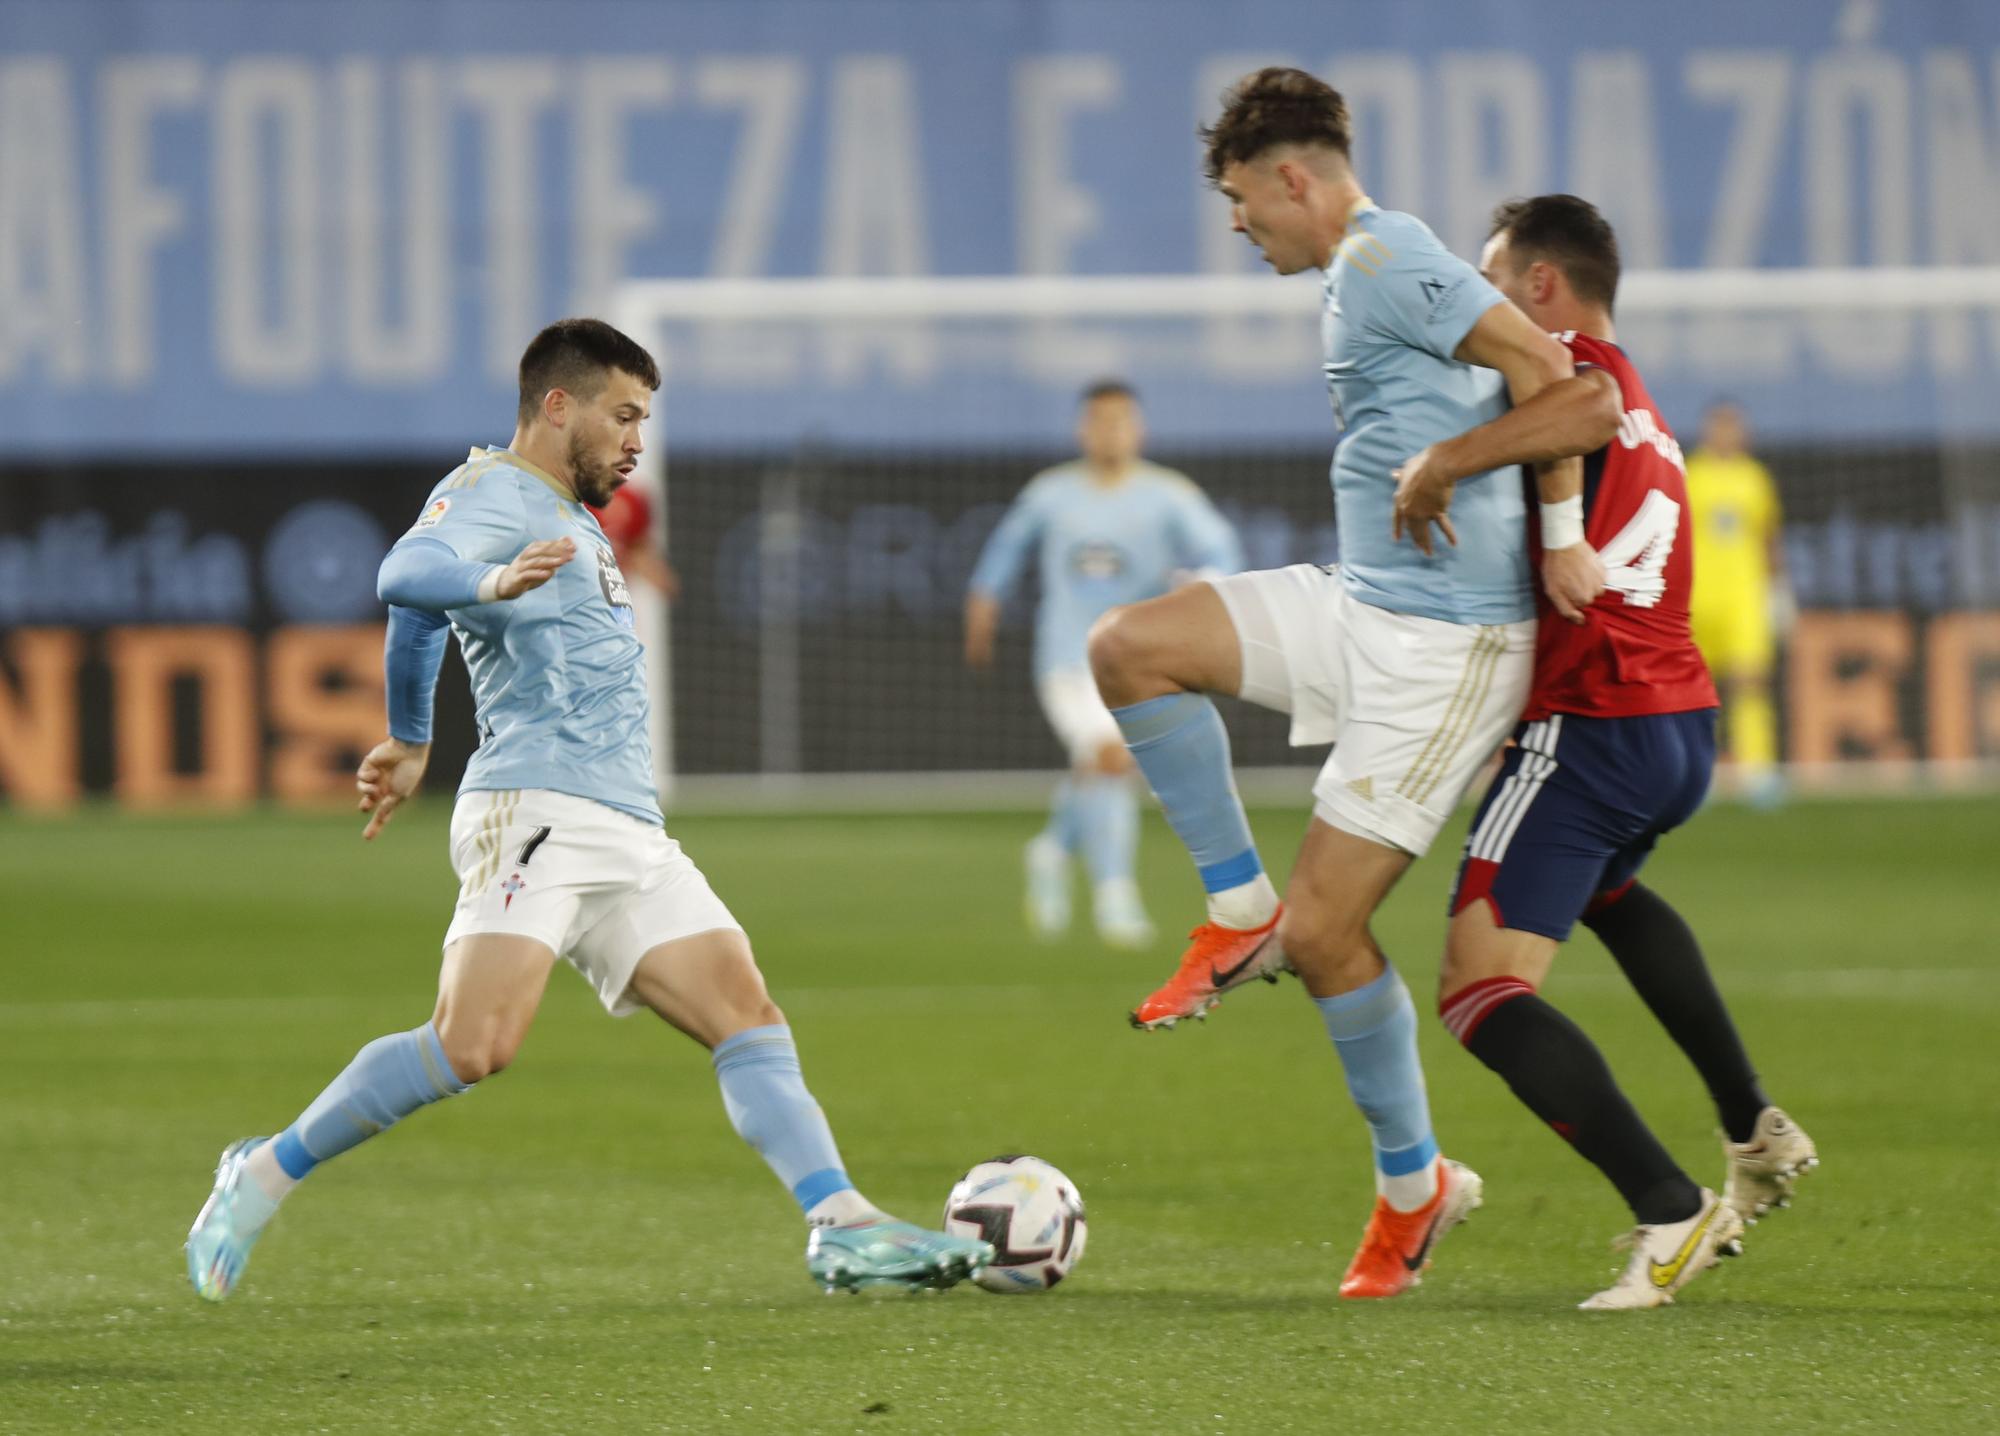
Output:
[185, 1137, 271, 1302]
[806, 1219, 994, 1294]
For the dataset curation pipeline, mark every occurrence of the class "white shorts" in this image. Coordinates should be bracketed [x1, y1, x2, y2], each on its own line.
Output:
[1036, 665, 1123, 767]
[1209, 565, 1534, 856]
[444, 788, 742, 1016]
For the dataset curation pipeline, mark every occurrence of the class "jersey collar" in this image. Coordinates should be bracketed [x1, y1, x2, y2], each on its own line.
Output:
[473, 445, 579, 502]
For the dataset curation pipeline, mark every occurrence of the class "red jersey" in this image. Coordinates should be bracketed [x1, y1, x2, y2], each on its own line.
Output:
[586, 483, 652, 560]
[1523, 332, 1718, 721]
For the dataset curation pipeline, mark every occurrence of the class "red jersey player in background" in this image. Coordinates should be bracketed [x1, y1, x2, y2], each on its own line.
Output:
[1389, 196, 1815, 1311]
[586, 481, 680, 601]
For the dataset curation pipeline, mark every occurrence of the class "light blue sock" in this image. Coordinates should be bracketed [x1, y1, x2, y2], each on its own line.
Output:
[1073, 776, 1138, 886]
[1111, 693, 1261, 894]
[1314, 965, 1440, 1205]
[270, 1022, 470, 1180]
[1043, 777, 1080, 853]
[713, 1025, 867, 1221]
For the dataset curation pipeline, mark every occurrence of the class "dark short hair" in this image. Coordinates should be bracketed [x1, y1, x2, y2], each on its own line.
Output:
[517, 318, 660, 423]
[1080, 378, 1138, 406]
[1201, 67, 1351, 187]
[1487, 194, 1621, 309]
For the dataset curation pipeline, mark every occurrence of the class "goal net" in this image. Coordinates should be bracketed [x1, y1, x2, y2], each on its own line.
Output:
[612, 269, 2000, 805]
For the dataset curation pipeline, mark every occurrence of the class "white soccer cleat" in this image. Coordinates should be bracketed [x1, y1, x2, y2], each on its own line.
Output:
[1579, 1188, 1744, 1311]
[1092, 879, 1155, 950]
[1722, 1106, 1818, 1223]
[1023, 835, 1072, 939]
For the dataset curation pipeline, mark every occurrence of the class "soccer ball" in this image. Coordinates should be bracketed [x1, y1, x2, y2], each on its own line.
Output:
[943, 1155, 1087, 1293]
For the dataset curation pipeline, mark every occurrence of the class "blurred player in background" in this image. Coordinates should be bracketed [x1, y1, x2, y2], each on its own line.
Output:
[964, 381, 1243, 950]
[1393, 195, 1815, 1309]
[1088, 68, 1598, 1298]
[185, 319, 992, 1302]
[1685, 401, 1790, 806]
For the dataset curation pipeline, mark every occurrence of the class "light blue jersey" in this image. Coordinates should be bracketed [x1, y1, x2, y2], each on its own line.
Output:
[968, 461, 1242, 677]
[389, 447, 659, 824]
[1321, 201, 1533, 625]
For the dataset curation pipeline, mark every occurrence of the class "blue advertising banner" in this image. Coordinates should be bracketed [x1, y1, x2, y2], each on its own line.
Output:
[1, 0, 1997, 452]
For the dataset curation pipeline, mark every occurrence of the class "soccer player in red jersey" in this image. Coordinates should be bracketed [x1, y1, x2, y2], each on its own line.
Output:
[1390, 196, 1816, 1310]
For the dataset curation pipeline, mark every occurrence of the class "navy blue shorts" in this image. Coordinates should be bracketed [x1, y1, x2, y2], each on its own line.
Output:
[1450, 709, 1717, 941]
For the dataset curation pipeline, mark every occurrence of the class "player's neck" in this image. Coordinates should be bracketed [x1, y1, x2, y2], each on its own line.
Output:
[1083, 459, 1135, 486]
[1319, 179, 1372, 261]
[1550, 304, 1617, 346]
[506, 428, 579, 499]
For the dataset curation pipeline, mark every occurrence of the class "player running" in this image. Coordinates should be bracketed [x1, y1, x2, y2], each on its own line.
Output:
[185, 319, 993, 1301]
[1391, 195, 1817, 1310]
[1087, 68, 1600, 1298]
[964, 380, 1243, 949]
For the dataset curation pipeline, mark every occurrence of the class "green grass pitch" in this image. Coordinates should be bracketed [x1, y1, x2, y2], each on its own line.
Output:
[3, 795, 1996, 1433]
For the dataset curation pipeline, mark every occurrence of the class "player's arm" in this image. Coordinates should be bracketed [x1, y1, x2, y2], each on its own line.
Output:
[1168, 483, 1245, 584]
[1390, 302, 1582, 553]
[360, 488, 575, 838]
[963, 487, 1045, 670]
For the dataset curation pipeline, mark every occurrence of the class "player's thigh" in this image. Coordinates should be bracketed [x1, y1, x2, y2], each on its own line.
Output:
[1314, 605, 1535, 859]
[1590, 710, 1717, 903]
[1439, 901, 1559, 1004]
[1087, 579, 1242, 702]
[567, 826, 748, 1030]
[1278, 817, 1415, 999]
[623, 927, 782, 1050]
[1036, 666, 1125, 771]
[1447, 715, 1661, 974]
[432, 933, 560, 1079]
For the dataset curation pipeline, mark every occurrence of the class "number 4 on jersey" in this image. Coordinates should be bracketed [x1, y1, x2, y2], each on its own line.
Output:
[1595, 489, 1680, 609]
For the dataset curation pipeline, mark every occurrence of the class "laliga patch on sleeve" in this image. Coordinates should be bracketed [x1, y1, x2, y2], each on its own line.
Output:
[412, 497, 450, 531]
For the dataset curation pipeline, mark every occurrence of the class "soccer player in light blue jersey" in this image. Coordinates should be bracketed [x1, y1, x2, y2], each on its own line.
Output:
[964, 381, 1243, 949]
[1088, 69, 1604, 1298]
[185, 320, 992, 1301]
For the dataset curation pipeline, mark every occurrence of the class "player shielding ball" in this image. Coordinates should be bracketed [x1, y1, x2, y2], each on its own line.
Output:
[1087, 68, 1601, 1298]
[185, 320, 993, 1300]
[1393, 195, 1816, 1309]
[964, 381, 1243, 949]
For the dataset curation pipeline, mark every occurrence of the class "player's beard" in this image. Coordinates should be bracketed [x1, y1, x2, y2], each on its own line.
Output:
[566, 432, 625, 507]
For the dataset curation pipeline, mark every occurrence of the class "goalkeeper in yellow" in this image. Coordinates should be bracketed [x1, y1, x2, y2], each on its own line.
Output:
[1685, 401, 1789, 805]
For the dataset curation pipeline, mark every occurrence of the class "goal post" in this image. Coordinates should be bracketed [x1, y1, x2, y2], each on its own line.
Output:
[612, 268, 2000, 808]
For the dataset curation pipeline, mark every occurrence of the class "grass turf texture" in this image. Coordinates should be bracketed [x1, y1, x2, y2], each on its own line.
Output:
[2, 797, 1995, 1434]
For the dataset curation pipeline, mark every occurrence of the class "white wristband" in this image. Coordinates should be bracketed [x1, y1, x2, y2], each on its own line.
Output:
[475, 566, 504, 604]
[1540, 495, 1585, 550]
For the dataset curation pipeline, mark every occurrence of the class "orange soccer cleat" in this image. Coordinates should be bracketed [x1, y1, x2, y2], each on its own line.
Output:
[1127, 909, 1285, 1030]
[1338, 1158, 1484, 1299]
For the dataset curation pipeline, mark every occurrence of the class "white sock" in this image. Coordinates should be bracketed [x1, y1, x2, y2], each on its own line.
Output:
[1206, 872, 1280, 930]
[1378, 1160, 1441, 1213]
[805, 1188, 888, 1228]
[244, 1141, 300, 1203]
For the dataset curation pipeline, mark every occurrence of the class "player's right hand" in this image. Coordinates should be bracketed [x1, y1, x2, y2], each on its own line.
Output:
[496, 538, 575, 599]
[357, 737, 431, 840]
[1542, 543, 1605, 625]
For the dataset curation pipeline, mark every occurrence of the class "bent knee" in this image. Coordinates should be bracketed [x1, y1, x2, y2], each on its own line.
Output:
[1086, 607, 1144, 685]
[435, 1024, 526, 1084]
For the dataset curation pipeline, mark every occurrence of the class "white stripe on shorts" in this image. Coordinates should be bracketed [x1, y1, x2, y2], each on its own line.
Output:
[1469, 716, 1563, 863]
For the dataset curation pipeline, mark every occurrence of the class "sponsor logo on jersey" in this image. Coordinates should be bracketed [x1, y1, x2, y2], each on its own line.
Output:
[412, 497, 450, 530]
[594, 542, 633, 613]
[1070, 540, 1127, 580]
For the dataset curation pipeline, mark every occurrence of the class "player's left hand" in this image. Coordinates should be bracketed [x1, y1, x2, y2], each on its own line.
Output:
[1542, 543, 1606, 625]
[1391, 447, 1458, 556]
[357, 737, 431, 840]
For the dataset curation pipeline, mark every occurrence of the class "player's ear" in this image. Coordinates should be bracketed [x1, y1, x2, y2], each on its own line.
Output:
[1531, 261, 1561, 306]
[542, 388, 567, 428]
